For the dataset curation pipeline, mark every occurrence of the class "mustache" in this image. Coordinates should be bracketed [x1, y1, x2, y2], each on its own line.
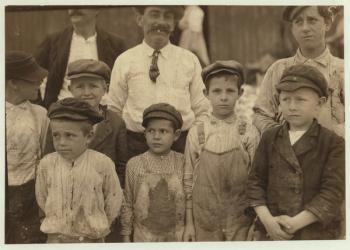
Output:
[148, 24, 171, 34]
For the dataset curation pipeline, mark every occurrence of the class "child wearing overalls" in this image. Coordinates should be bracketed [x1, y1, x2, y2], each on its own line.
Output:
[183, 60, 259, 241]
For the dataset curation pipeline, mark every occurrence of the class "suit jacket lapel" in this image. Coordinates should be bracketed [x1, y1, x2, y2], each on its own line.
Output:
[54, 26, 73, 78]
[96, 27, 111, 65]
[89, 109, 113, 148]
[292, 120, 319, 157]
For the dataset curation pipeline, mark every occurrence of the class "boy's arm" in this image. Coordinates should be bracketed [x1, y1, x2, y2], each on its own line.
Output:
[35, 159, 48, 213]
[103, 158, 123, 226]
[115, 120, 128, 189]
[183, 127, 200, 241]
[189, 56, 210, 126]
[39, 114, 50, 157]
[241, 124, 261, 172]
[120, 162, 135, 241]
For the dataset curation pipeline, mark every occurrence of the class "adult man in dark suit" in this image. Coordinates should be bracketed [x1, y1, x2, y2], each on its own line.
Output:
[35, 8, 126, 109]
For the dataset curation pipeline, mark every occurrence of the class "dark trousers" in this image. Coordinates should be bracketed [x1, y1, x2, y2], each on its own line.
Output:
[127, 130, 189, 159]
[6, 179, 46, 244]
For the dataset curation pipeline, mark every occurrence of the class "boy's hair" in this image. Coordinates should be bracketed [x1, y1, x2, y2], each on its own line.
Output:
[283, 6, 341, 23]
[50, 118, 93, 136]
[205, 72, 241, 91]
[143, 118, 178, 132]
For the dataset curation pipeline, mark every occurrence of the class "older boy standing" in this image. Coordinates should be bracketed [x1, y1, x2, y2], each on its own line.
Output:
[108, 6, 209, 158]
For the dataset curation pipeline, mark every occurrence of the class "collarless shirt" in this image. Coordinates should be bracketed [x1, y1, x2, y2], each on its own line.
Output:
[108, 40, 210, 132]
[6, 101, 49, 186]
[35, 149, 122, 239]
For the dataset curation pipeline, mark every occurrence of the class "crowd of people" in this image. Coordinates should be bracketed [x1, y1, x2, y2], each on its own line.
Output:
[5, 5, 345, 244]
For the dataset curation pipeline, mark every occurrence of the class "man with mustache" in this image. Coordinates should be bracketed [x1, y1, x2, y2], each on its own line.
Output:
[253, 6, 344, 137]
[108, 6, 209, 158]
[35, 8, 125, 109]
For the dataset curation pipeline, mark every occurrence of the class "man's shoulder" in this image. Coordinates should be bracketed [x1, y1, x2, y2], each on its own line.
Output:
[115, 44, 143, 61]
[96, 27, 125, 46]
[44, 26, 73, 42]
[169, 44, 198, 60]
[268, 56, 295, 72]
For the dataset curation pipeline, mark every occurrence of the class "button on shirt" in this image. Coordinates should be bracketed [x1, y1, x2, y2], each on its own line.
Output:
[57, 32, 98, 100]
[253, 48, 344, 136]
[108, 41, 210, 132]
[35, 149, 123, 239]
[6, 101, 49, 186]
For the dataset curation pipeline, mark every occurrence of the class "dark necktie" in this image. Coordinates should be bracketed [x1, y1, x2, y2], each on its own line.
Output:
[149, 50, 160, 83]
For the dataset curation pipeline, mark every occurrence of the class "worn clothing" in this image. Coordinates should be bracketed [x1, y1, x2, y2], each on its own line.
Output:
[108, 40, 210, 133]
[253, 48, 344, 137]
[121, 151, 185, 242]
[6, 101, 49, 186]
[36, 149, 123, 240]
[247, 120, 345, 240]
[44, 106, 128, 188]
[35, 26, 125, 108]
[184, 115, 259, 241]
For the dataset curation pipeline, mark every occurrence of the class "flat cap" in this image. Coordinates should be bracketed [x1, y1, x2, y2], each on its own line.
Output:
[276, 64, 328, 98]
[202, 60, 244, 87]
[67, 59, 111, 82]
[6, 50, 48, 82]
[48, 97, 104, 124]
[133, 6, 184, 20]
[142, 103, 183, 130]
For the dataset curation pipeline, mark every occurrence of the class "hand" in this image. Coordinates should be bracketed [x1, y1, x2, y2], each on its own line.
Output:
[183, 224, 196, 242]
[262, 216, 294, 240]
[122, 235, 131, 242]
[276, 215, 297, 234]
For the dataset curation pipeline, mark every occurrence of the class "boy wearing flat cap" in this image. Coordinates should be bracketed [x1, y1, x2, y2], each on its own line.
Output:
[108, 5, 210, 158]
[253, 6, 344, 138]
[44, 59, 127, 190]
[121, 103, 186, 242]
[35, 98, 123, 243]
[247, 65, 344, 240]
[5, 51, 49, 243]
[183, 60, 260, 241]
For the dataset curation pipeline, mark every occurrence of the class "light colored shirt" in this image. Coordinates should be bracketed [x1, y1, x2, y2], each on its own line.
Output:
[35, 149, 123, 239]
[121, 150, 185, 237]
[253, 48, 344, 137]
[6, 101, 49, 186]
[289, 130, 307, 145]
[108, 41, 210, 132]
[183, 114, 260, 208]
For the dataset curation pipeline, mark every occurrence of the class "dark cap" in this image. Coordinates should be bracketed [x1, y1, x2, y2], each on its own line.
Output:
[133, 6, 184, 20]
[48, 97, 104, 124]
[6, 50, 48, 82]
[67, 59, 111, 82]
[276, 64, 328, 98]
[142, 103, 183, 130]
[202, 60, 244, 87]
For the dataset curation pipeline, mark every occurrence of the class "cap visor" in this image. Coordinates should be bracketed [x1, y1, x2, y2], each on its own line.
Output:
[276, 81, 322, 96]
[23, 66, 48, 82]
[67, 73, 105, 80]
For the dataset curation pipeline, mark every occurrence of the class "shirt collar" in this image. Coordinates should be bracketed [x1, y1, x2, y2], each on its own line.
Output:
[6, 100, 29, 111]
[295, 47, 330, 67]
[72, 31, 97, 43]
[209, 113, 236, 125]
[60, 148, 88, 166]
[142, 40, 172, 59]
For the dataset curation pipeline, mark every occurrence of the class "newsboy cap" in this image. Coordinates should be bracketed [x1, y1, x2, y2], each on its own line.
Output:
[202, 60, 245, 87]
[6, 50, 48, 82]
[67, 59, 111, 82]
[276, 64, 329, 98]
[48, 97, 104, 124]
[133, 6, 184, 20]
[142, 103, 183, 130]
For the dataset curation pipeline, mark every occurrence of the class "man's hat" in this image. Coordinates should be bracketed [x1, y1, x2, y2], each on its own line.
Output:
[133, 6, 184, 20]
[142, 103, 183, 130]
[276, 64, 329, 98]
[6, 50, 48, 82]
[201, 60, 245, 87]
[67, 59, 111, 82]
[48, 97, 104, 125]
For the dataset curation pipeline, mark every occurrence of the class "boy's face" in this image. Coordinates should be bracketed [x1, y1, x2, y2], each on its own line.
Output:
[205, 74, 241, 119]
[136, 6, 175, 49]
[69, 77, 106, 109]
[12, 79, 41, 101]
[50, 119, 93, 161]
[144, 119, 181, 155]
[279, 87, 325, 131]
[291, 6, 330, 52]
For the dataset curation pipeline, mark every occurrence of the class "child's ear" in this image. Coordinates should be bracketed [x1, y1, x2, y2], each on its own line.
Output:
[238, 87, 244, 97]
[204, 88, 209, 98]
[318, 96, 327, 106]
[68, 85, 72, 92]
[86, 130, 94, 145]
[173, 129, 181, 141]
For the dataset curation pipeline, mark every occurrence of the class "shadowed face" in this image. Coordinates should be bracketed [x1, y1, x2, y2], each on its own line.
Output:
[11, 79, 41, 102]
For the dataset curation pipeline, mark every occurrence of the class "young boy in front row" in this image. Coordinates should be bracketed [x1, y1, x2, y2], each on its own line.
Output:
[183, 60, 260, 241]
[246, 64, 345, 240]
[35, 98, 123, 243]
[121, 103, 186, 242]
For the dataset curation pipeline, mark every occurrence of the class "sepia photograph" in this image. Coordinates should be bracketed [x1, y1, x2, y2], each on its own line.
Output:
[1, 1, 347, 249]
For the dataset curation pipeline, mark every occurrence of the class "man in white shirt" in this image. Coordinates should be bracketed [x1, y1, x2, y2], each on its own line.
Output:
[108, 6, 210, 158]
[35, 7, 125, 108]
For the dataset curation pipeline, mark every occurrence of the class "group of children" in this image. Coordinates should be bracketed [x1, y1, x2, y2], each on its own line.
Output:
[5, 49, 344, 243]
